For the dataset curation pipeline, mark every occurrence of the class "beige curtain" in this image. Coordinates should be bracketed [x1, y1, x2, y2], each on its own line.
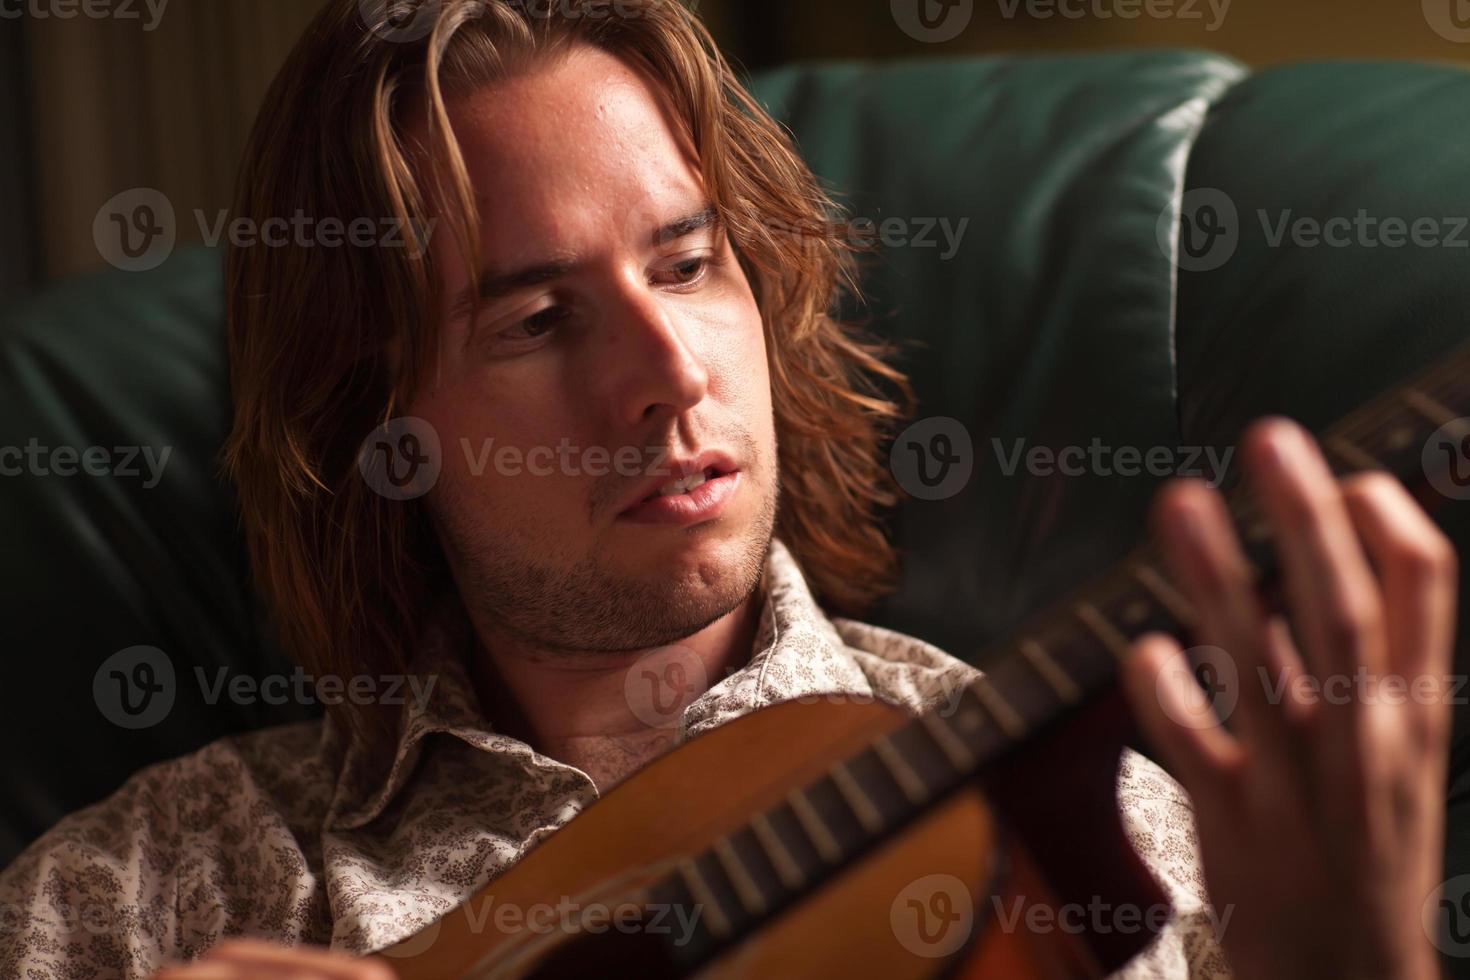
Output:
[25, 0, 327, 280]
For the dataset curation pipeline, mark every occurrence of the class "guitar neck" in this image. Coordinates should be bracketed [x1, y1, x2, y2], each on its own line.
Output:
[632, 341, 1470, 974]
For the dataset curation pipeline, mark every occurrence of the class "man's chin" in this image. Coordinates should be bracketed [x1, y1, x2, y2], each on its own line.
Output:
[612, 519, 765, 590]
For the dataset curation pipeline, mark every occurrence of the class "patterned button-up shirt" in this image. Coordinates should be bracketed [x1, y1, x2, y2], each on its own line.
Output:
[0, 538, 1232, 977]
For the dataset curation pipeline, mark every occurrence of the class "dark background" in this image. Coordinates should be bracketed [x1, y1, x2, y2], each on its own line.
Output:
[2, 0, 1468, 306]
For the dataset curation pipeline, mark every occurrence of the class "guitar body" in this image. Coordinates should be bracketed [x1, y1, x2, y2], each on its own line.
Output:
[380, 692, 1163, 978]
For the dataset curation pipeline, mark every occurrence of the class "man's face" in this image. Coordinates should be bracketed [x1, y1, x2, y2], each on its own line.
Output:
[406, 45, 778, 655]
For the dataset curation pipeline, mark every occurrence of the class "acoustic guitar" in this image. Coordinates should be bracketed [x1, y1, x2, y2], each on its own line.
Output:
[378, 345, 1470, 978]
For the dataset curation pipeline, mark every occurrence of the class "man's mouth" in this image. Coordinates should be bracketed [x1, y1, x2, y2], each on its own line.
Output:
[617, 453, 741, 526]
[643, 466, 720, 502]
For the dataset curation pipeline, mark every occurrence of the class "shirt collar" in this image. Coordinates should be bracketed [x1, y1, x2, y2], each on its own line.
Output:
[322, 536, 875, 832]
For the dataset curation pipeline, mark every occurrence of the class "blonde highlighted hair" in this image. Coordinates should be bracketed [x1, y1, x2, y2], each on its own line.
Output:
[222, 0, 916, 751]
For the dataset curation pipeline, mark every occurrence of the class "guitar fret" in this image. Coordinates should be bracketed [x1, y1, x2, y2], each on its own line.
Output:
[751, 811, 805, 889]
[831, 761, 884, 834]
[968, 675, 1025, 738]
[872, 732, 929, 804]
[787, 787, 842, 863]
[678, 856, 732, 939]
[1018, 637, 1081, 704]
[1385, 422, 1416, 450]
[1075, 602, 1131, 660]
[713, 836, 767, 917]
[1242, 515, 1272, 543]
[1325, 433, 1382, 472]
[1120, 598, 1151, 627]
[1133, 563, 1197, 628]
[1401, 386, 1457, 427]
[919, 710, 976, 771]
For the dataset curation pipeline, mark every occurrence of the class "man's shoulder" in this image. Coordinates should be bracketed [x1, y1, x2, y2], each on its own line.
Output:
[827, 615, 982, 715]
[2, 716, 333, 882]
[0, 717, 338, 975]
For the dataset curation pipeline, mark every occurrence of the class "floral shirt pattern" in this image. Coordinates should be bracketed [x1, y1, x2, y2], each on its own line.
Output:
[0, 538, 1232, 978]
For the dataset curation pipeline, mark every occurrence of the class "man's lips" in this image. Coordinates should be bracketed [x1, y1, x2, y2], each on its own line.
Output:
[615, 449, 740, 517]
[617, 470, 741, 526]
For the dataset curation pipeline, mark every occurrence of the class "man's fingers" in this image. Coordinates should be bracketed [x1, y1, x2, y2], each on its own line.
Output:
[1244, 418, 1388, 685]
[1151, 477, 1288, 748]
[156, 938, 398, 980]
[154, 966, 271, 980]
[1340, 472, 1457, 674]
[1122, 631, 1243, 800]
[1340, 472, 1458, 745]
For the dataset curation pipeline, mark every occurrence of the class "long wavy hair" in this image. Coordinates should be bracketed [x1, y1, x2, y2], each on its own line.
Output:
[222, 0, 916, 753]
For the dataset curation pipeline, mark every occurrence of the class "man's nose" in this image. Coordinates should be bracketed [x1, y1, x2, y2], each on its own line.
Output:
[601, 274, 710, 429]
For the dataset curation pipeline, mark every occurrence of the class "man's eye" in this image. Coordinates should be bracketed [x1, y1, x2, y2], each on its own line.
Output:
[653, 255, 714, 288]
[499, 305, 568, 342]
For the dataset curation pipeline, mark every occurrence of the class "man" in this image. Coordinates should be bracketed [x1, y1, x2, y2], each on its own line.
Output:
[0, 1, 1455, 977]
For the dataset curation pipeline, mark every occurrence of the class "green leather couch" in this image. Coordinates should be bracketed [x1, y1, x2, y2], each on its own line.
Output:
[5, 49, 1470, 966]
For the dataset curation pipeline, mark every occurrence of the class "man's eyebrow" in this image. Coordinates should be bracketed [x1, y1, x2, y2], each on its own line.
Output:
[450, 204, 722, 324]
[655, 205, 721, 245]
[450, 257, 579, 323]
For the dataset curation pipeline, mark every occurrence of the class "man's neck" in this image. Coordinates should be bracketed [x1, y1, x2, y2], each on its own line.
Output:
[464, 585, 764, 760]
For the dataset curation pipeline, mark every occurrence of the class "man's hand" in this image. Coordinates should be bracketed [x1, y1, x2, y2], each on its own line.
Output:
[153, 938, 398, 979]
[1121, 417, 1457, 980]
